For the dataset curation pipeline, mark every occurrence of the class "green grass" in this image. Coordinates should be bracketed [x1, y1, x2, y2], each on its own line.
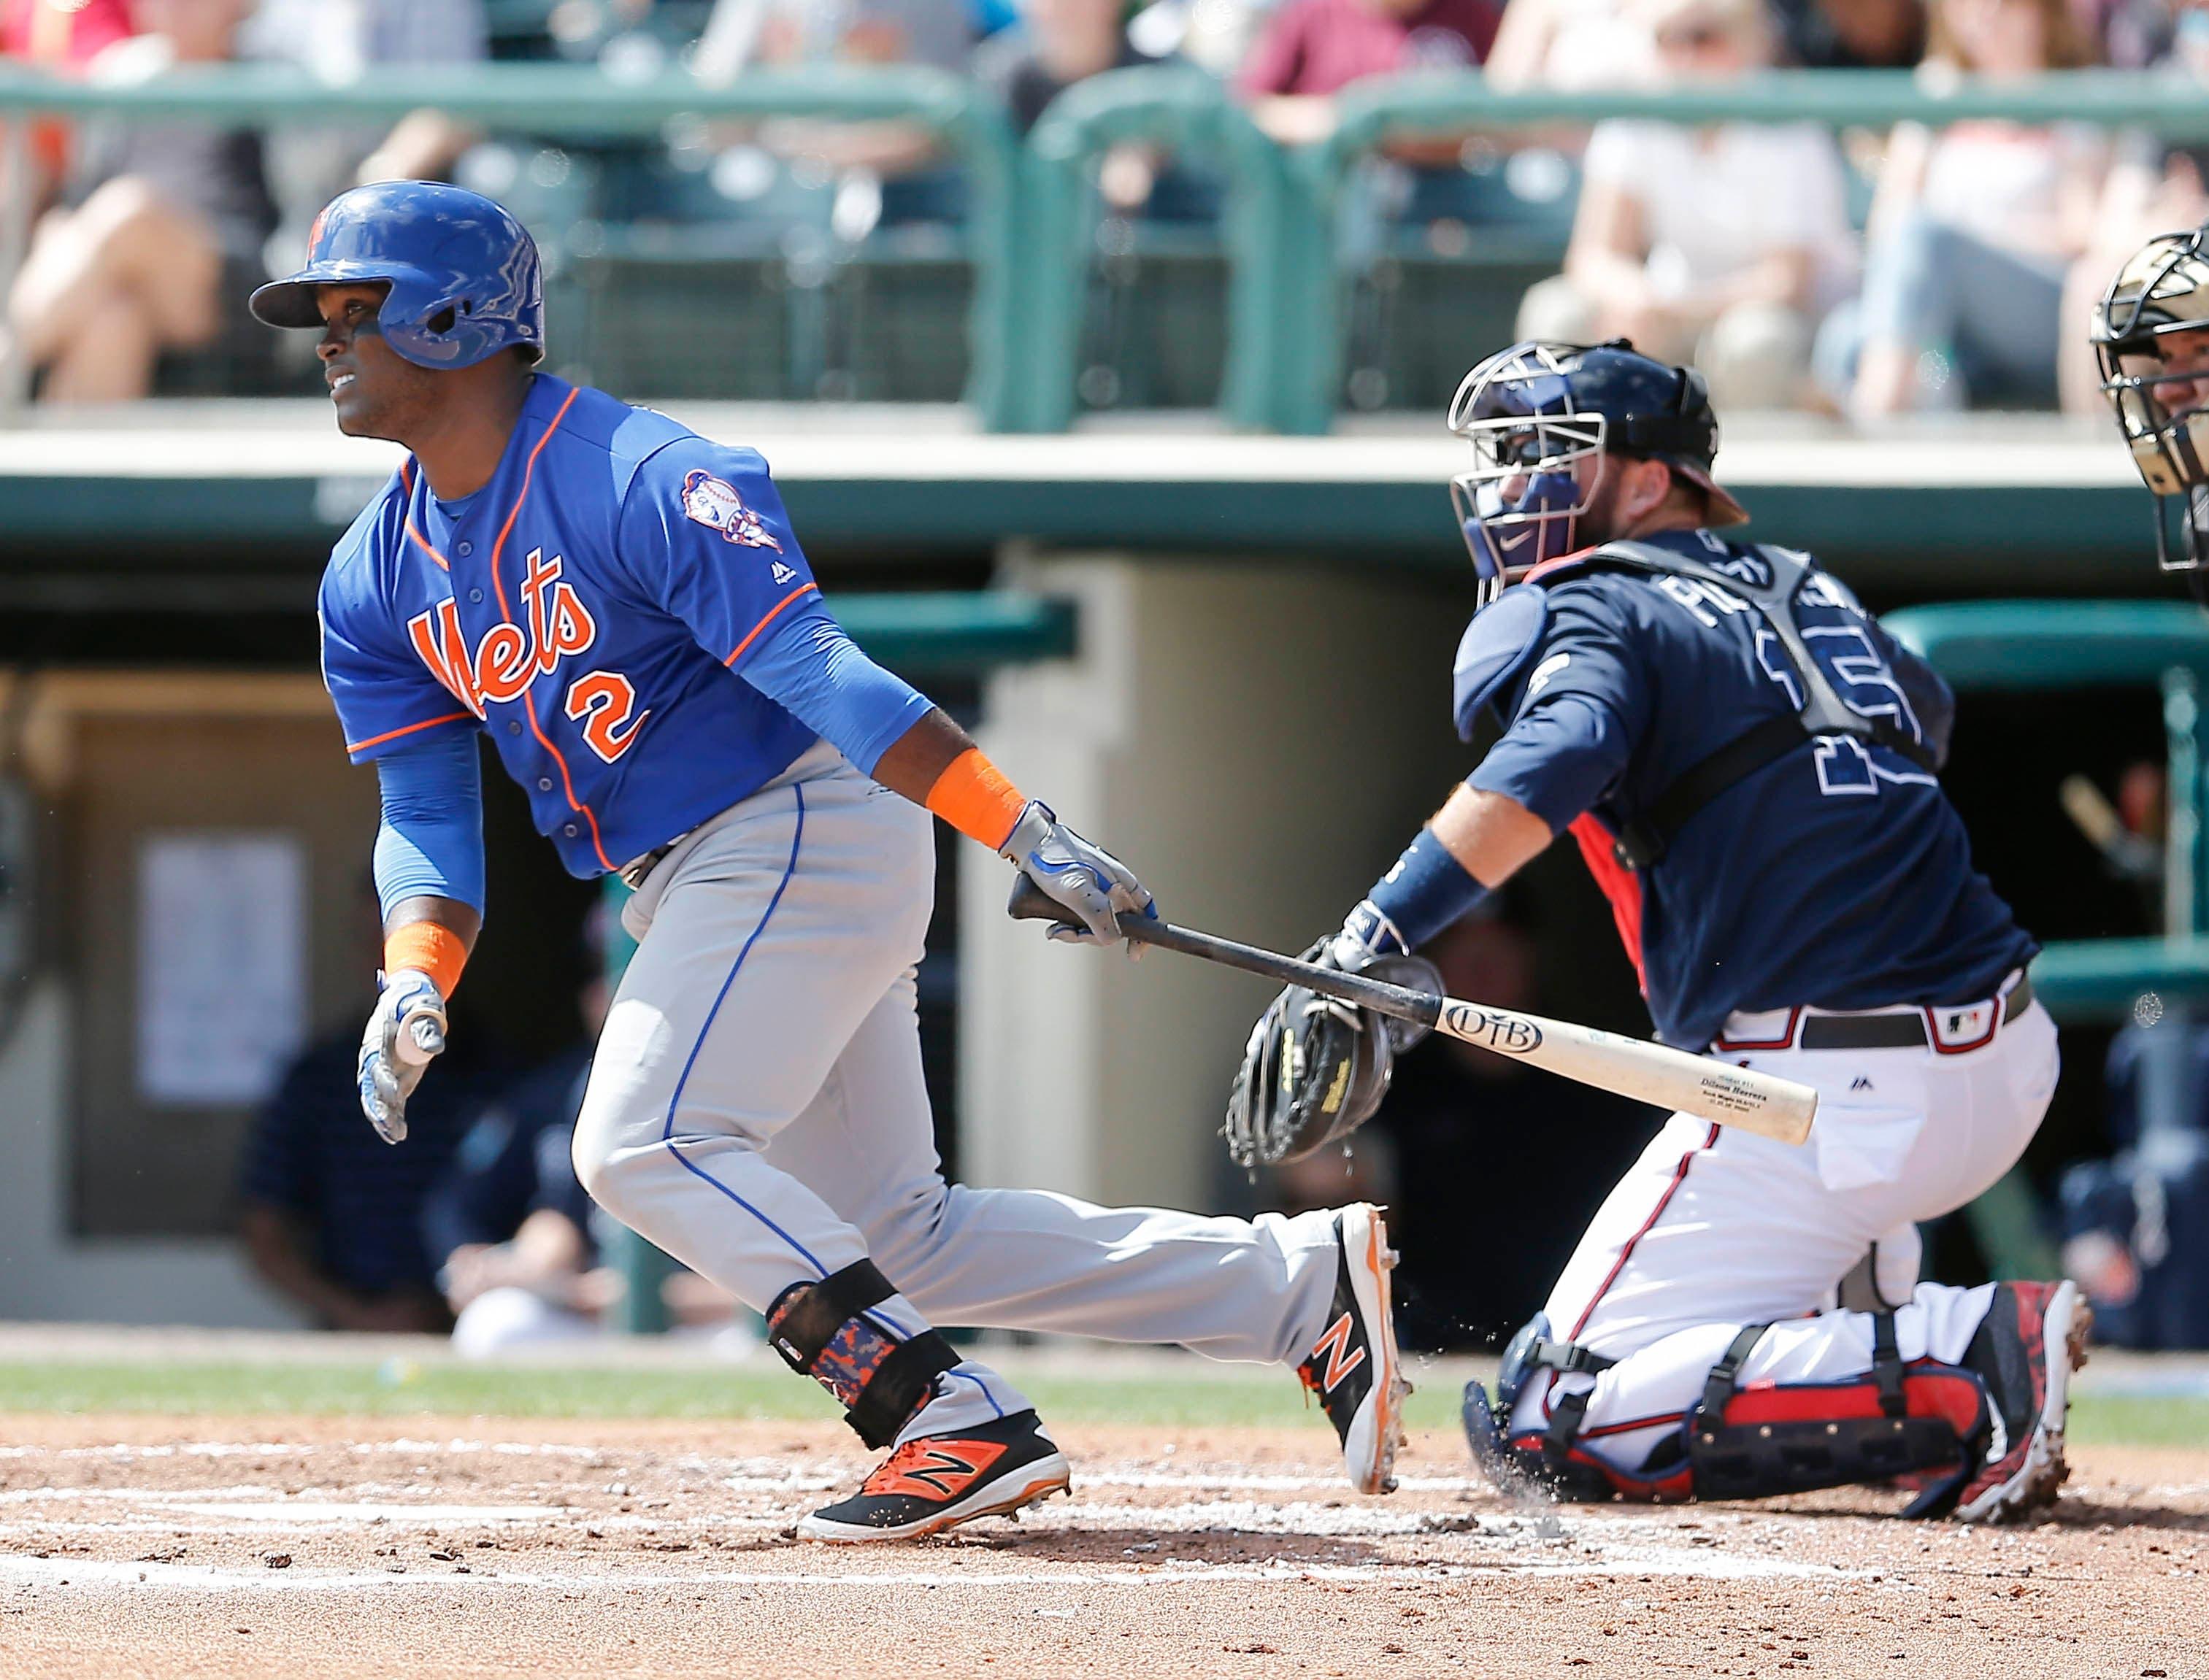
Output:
[0, 1360, 2200, 1449]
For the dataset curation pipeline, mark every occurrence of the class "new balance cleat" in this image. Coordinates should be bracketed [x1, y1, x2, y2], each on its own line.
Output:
[1298, 1202, 1410, 1495]
[1953, 1279, 2091, 1523]
[795, 1409, 1071, 1543]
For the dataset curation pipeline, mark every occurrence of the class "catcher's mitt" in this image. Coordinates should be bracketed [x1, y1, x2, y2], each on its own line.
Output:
[1223, 947, 1442, 1168]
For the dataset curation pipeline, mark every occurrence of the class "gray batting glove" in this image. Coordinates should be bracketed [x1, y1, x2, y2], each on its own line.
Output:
[357, 968, 447, 1145]
[999, 799, 1157, 947]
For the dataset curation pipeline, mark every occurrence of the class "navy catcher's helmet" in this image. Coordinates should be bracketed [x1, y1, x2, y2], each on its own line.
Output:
[1447, 339, 1748, 611]
[250, 181, 545, 371]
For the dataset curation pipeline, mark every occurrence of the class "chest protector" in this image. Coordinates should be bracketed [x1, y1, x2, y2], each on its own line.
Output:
[1456, 539, 1941, 871]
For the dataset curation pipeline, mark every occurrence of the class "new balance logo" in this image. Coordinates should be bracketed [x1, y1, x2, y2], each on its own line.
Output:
[874, 1440, 1007, 1500]
[1851, 1076, 1874, 1092]
[1308, 1311, 1367, 1392]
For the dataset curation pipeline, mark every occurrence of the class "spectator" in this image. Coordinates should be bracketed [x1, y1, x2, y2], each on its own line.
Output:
[4, 0, 274, 402]
[1515, 0, 1857, 409]
[2061, 0, 2209, 412]
[1767, 0, 1926, 66]
[696, 0, 977, 226]
[2059, 1017, 2209, 1349]
[1238, 0, 1502, 147]
[1822, 0, 2105, 417]
[977, 0, 1205, 215]
[421, 1040, 616, 1356]
[238, 886, 504, 1332]
[1483, 0, 1649, 89]
[1, 0, 139, 203]
[980, 0, 1163, 136]
[242, 0, 490, 271]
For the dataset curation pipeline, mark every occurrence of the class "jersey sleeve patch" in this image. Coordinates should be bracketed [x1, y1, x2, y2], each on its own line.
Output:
[680, 469, 784, 553]
[1451, 585, 1551, 742]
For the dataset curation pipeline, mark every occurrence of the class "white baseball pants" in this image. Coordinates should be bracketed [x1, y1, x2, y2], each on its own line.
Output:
[570, 741, 1343, 1442]
[1504, 993, 2060, 1482]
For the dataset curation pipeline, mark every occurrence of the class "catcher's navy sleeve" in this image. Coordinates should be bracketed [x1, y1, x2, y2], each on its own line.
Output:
[1467, 590, 1651, 831]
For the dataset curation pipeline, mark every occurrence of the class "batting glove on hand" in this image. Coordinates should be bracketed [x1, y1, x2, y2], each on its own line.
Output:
[357, 968, 447, 1146]
[1323, 898, 1410, 972]
[999, 798, 1157, 947]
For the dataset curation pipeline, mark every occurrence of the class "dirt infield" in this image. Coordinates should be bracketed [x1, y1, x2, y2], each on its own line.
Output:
[0, 1413, 2202, 1679]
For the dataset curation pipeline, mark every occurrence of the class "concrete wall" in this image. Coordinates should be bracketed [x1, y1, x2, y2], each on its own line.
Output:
[960, 554, 1471, 1211]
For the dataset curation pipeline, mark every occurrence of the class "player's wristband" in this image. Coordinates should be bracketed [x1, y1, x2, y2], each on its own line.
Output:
[924, 747, 1029, 851]
[383, 921, 469, 1000]
[1350, 825, 1488, 957]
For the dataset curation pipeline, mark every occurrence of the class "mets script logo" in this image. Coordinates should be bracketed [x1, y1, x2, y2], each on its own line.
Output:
[1438, 1003, 1543, 1055]
[680, 470, 783, 552]
[406, 550, 649, 764]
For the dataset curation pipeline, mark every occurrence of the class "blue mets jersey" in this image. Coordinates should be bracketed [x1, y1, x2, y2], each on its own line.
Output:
[1459, 528, 2036, 1049]
[318, 375, 821, 876]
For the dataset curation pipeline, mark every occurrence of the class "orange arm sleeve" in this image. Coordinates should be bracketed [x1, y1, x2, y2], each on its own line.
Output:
[923, 747, 1029, 851]
[383, 920, 469, 999]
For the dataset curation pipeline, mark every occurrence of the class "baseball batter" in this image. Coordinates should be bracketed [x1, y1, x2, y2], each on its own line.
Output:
[255, 181, 1407, 1541]
[1234, 340, 2086, 1520]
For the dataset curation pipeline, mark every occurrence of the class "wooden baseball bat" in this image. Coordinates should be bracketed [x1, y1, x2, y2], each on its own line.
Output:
[1007, 879, 1816, 1146]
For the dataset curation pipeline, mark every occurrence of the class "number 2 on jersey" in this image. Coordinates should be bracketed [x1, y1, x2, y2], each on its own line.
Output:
[564, 671, 649, 762]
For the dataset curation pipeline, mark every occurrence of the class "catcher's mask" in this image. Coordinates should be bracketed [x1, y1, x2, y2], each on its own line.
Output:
[1447, 339, 1747, 612]
[2094, 225, 2209, 572]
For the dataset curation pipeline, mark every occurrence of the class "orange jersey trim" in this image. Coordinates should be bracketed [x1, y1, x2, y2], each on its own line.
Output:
[399, 461, 452, 571]
[722, 581, 821, 668]
[345, 709, 475, 755]
[479, 388, 617, 873]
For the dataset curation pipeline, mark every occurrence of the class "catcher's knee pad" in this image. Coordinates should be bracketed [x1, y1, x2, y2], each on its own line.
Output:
[766, 1260, 959, 1449]
[1682, 1317, 1988, 1511]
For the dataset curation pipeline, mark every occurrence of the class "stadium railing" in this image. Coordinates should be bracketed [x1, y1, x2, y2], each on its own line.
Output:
[12, 64, 2209, 430]
[0, 61, 1021, 422]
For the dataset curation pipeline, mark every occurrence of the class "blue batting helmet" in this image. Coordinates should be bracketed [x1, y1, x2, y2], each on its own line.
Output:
[250, 181, 545, 370]
[1447, 339, 1748, 611]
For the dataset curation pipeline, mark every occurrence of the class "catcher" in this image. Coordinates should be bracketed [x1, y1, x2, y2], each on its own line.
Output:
[1229, 339, 2085, 1520]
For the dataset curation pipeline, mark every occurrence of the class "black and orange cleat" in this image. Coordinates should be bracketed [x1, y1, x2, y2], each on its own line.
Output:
[1298, 1203, 1410, 1495]
[796, 1410, 1071, 1543]
[1953, 1279, 2091, 1523]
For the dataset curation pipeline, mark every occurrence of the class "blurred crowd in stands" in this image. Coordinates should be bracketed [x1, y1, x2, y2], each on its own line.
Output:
[6, 0, 2209, 413]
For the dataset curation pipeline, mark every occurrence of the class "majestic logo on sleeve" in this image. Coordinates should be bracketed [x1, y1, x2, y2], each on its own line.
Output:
[680, 469, 783, 552]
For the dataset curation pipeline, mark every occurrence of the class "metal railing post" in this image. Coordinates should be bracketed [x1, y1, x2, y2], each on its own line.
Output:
[0, 117, 34, 425]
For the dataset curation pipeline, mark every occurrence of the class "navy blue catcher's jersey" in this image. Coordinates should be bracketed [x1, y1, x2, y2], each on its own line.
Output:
[1461, 528, 2036, 1049]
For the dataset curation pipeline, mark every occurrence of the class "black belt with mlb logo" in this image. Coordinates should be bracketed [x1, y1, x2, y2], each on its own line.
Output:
[1795, 976, 2035, 1053]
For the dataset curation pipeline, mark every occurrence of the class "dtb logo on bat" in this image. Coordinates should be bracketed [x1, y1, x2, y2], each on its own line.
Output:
[1439, 1003, 1543, 1055]
[406, 548, 599, 717]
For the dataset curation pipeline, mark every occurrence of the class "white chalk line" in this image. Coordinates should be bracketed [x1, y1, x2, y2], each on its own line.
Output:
[0, 1440, 1464, 1492]
[0, 1539, 1868, 1598]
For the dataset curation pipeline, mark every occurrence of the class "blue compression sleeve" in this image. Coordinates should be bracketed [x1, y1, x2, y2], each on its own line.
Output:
[738, 605, 935, 777]
[373, 733, 486, 918]
[1350, 825, 1489, 954]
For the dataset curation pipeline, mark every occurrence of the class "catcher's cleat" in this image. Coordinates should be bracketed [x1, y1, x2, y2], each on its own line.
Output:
[1951, 1279, 2091, 1523]
[795, 1409, 1070, 1543]
[1299, 1202, 1410, 1495]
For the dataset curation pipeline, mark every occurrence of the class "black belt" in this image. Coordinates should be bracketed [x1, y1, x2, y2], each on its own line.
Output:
[617, 833, 686, 892]
[1793, 976, 2035, 1052]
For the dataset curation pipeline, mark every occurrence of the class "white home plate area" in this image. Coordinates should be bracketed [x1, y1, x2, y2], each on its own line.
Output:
[0, 1417, 2202, 1678]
